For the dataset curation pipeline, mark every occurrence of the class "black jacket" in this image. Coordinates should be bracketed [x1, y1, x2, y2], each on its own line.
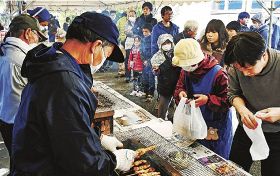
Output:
[157, 52, 181, 96]
[12, 43, 116, 176]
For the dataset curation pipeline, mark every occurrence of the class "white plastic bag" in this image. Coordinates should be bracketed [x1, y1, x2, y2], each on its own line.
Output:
[243, 118, 269, 161]
[173, 98, 207, 139]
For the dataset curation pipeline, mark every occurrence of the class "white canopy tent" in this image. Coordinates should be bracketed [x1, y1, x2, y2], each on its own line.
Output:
[2, 0, 279, 46]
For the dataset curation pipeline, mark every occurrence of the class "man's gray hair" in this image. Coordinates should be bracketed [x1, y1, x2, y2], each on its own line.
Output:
[184, 20, 199, 32]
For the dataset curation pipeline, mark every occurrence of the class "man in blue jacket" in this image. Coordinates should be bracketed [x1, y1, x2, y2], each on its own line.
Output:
[237, 11, 250, 32]
[133, 2, 157, 38]
[12, 12, 136, 176]
[151, 6, 179, 55]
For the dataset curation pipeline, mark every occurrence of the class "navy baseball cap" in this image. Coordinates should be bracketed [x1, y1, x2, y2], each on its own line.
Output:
[72, 12, 124, 63]
[27, 7, 51, 23]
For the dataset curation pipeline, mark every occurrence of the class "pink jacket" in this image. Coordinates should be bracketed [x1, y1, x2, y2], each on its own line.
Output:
[128, 47, 143, 71]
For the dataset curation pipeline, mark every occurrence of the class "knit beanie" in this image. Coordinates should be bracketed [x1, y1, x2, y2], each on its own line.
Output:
[251, 12, 265, 24]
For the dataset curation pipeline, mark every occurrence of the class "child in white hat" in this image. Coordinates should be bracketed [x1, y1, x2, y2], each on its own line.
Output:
[173, 38, 232, 159]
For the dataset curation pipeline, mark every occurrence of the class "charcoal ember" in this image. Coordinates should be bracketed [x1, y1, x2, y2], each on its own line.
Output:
[97, 94, 114, 108]
[95, 82, 133, 110]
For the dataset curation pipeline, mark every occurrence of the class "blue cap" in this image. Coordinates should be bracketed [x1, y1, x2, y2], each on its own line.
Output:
[27, 7, 51, 23]
[72, 12, 124, 62]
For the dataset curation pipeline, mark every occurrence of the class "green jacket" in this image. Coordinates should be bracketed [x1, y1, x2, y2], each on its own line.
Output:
[117, 16, 127, 43]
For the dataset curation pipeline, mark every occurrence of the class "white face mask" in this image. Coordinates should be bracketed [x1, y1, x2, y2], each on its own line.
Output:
[162, 44, 172, 51]
[90, 47, 107, 74]
[251, 23, 259, 29]
[129, 17, 136, 22]
[40, 26, 48, 32]
[111, 14, 116, 20]
[182, 64, 199, 72]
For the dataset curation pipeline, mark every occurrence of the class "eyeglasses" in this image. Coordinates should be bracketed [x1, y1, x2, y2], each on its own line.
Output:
[32, 30, 42, 42]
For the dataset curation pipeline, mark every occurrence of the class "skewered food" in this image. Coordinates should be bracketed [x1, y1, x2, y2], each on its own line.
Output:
[135, 167, 155, 174]
[120, 145, 161, 176]
[133, 160, 148, 167]
[136, 145, 156, 158]
[133, 164, 151, 171]
[138, 172, 161, 176]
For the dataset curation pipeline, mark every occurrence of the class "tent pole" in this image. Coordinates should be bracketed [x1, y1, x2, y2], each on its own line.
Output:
[268, 0, 274, 48]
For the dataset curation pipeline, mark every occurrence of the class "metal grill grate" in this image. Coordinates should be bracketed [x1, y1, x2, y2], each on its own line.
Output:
[95, 83, 133, 112]
[115, 127, 217, 176]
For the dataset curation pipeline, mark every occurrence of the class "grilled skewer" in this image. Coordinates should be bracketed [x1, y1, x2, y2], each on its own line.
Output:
[135, 167, 155, 174]
[133, 164, 151, 171]
[136, 145, 156, 158]
[133, 160, 148, 167]
[138, 172, 161, 176]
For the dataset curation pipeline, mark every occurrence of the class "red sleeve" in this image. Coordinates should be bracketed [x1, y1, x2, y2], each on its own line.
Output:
[206, 69, 230, 112]
[173, 69, 187, 104]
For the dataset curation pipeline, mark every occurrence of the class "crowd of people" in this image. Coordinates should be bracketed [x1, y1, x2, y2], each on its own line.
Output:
[1, 1, 280, 176]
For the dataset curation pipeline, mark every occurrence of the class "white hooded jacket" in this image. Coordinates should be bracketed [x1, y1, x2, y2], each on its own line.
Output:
[151, 34, 174, 68]
[0, 37, 31, 124]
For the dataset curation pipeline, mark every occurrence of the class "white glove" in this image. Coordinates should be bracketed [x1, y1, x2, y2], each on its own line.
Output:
[114, 149, 136, 171]
[101, 135, 123, 152]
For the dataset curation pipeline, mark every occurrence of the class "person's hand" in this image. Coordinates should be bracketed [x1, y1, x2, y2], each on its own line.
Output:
[152, 66, 160, 75]
[91, 86, 98, 95]
[101, 135, 123, 152]
[179, 91, 187, 100]
[152, 65, 159, 71]
[129, 61, 134, 68]
[194, 94, 208, 107]
[114, 149, 136, 171]
[256, 107, 280, 123]
[144, 61, 148, 66]
[238, 106, 258, 129]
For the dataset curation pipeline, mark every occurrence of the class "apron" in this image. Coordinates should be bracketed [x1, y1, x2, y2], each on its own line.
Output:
[185, 65, 233, 159]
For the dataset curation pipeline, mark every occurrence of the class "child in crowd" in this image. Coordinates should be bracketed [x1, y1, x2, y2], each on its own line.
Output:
[151, 34, 181, 120]
[128, 36, 144, 96]
[200, 19, 229, 64]
[173, 39, 232, 159]
[140, 24, 155, 101]
[226, 21, 241, 40]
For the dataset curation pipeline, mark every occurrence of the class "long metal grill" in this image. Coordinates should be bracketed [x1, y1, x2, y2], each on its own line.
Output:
[115, 127, 217, 176]
[95, 83, 133, 112]
[115, 127, 251, 176]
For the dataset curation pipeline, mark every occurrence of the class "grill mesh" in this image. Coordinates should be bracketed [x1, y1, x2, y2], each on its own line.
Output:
[115, 127, 217, 176]
[95, 83, 133, 112]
